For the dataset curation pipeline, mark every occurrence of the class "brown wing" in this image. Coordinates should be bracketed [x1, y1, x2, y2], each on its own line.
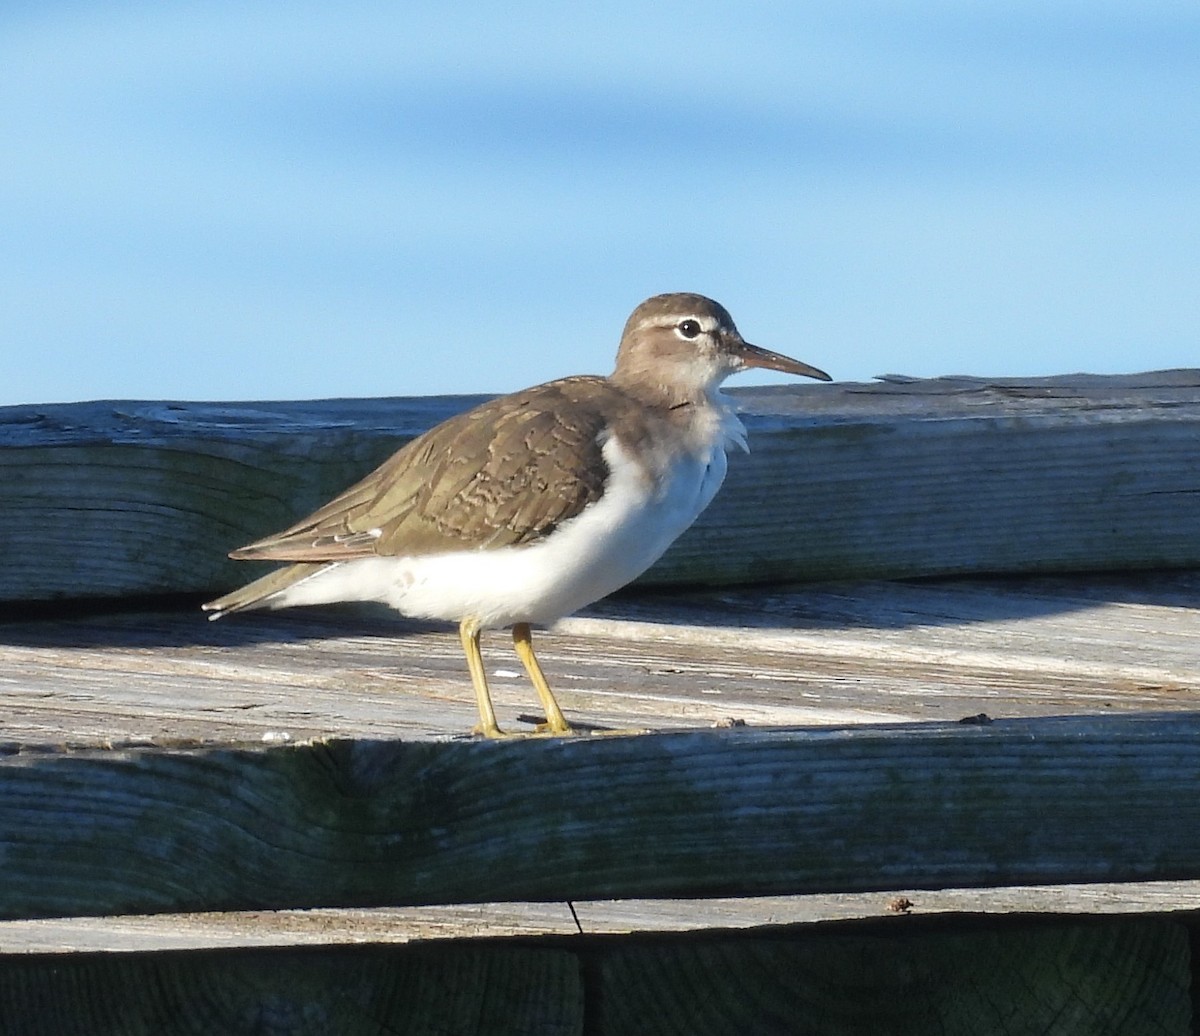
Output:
[229, 377, 613, 563]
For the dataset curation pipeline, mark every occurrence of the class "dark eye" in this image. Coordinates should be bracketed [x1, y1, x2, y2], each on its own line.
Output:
[677, 319, 702, 339]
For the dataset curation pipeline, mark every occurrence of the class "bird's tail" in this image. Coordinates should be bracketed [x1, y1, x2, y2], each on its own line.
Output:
[202, 563, 326, 620]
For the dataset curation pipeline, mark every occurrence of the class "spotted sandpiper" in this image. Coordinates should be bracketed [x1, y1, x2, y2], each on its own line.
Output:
[203, 293, 830, 736]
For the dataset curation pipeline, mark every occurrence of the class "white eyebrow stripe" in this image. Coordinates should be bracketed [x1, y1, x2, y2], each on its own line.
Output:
[633, 312, 729, 337]
[660, 314, 722, 331]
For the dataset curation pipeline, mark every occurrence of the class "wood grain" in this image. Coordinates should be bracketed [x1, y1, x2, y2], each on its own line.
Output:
[0, 942, 583, 1036]
[3, 713, 1200, 921]
[0, 917, 1188, 1035]
[3, 572, 1198, 745]
[4, 882, 1200, 954]
[593, 919, 1190, 1036]
[3, 370, 1199, 602]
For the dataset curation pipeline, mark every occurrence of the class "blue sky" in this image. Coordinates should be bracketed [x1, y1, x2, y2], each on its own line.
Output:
[3, 1, 1197, 406]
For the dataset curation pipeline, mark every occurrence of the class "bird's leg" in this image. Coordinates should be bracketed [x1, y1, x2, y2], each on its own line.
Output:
[460, 617, 505, 738]
[511, 623, 573, 735]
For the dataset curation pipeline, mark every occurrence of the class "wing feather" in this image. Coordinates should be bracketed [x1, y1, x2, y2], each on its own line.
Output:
[229, 378, 614, 563]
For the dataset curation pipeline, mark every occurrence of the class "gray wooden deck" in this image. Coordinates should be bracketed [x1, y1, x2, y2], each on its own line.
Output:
[4, 571, 1199, 745]
[2, 374, 1199, 1033]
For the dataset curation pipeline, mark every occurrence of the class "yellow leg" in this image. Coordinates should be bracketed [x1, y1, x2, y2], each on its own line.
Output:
[512, 623, 573, 735]
[460, 617, 505, 738]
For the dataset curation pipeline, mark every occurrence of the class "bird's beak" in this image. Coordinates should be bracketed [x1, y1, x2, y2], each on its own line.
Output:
[732, 338, 832, 382]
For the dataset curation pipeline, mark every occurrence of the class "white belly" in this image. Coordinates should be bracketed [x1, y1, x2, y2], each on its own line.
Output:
[271, 435, 729, 627]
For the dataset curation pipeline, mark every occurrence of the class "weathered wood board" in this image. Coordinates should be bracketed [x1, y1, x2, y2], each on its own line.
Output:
[0, 941, 586, 1036]
[3, 712, 1200, 920]
[0, 916, 1188, 1036]
[2, 374, 1200, 1031]
[2, 370, 1199, 603]
[3, 881, 1200, 954]
[2, 572, 1197, 924]
[589, 918, 1190, 1036]
[3, 569, 1200, 959]
[2, 572, 1197, 744]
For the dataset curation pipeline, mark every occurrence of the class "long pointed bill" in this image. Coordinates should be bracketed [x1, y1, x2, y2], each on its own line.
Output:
[734, 339, 832, 382]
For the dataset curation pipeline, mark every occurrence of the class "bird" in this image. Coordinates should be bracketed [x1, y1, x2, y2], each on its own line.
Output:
[203, 293, 830, 736]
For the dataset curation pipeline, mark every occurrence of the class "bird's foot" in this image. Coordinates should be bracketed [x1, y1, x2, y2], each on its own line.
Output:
[524, 715, 649, 737]
[471, 721, 576, 738]
[473, 718, 648, 738]
[471, 722, 514, 739]
[534, 720, 575, 736]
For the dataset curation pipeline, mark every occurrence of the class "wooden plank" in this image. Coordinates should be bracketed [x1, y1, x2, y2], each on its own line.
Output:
[0, 917, 1188, 1035]
[3, 573, 1198, 745]
[593, 918, 1190, 1036]
[5, 881, 1200, 954]
[3, 713, 1200, 921]
[0, 942, 584, 1036]
[2, 370, 1199, 602]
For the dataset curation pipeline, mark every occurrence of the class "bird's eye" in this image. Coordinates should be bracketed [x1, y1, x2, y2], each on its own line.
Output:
[677, 319, 702, 339]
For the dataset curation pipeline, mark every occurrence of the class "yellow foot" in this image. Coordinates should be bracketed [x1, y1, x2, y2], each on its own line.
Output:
[471, 724, 574, 738]
[470, 722, 514, 739]
[534, 720, 576, 736]
[472, 720, 647, 738]
[526, 718, 650, 737]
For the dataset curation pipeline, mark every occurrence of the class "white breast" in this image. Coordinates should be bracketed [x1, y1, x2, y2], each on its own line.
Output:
[270, 427, 738, 629]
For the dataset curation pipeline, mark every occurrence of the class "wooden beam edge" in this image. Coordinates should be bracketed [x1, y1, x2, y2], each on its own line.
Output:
[3, 712, 1200, 920]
